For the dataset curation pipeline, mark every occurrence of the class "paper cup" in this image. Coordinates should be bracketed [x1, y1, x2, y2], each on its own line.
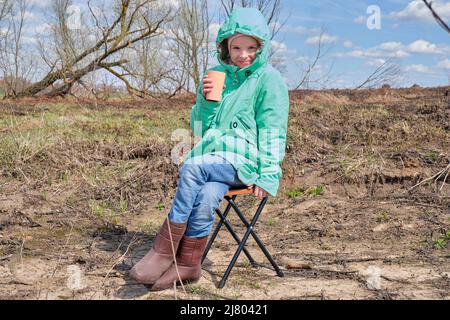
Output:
[206, 71, 226, 102]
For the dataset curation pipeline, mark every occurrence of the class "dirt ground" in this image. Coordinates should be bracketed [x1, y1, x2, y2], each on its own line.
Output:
[0, 87, 449, 300]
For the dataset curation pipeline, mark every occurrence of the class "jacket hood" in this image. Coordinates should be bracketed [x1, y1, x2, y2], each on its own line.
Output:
[216, 8, 271, 72]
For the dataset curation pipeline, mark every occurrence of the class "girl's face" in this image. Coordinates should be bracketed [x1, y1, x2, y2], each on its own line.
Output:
[229, 36, 260, 69]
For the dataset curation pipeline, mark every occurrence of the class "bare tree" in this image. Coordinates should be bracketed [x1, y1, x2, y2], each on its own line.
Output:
[219, 0, 283, 38]
[0, 0, 37, 97]
[0, 0, 12, 21]
[294, 28, 335, 89]
[0, 0, 12, 56]
[8, 0, 173, 98]
[124, 34, 188, 97]
[355, 58, 401, 89]
[168, 0, 210, 91]
[422, 0, 450, 34]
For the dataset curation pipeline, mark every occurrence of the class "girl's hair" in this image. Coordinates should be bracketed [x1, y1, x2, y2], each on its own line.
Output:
[218, 39, 230, 62]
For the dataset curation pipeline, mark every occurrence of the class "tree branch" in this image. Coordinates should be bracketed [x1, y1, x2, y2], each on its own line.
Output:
[422, 0, 450, 34]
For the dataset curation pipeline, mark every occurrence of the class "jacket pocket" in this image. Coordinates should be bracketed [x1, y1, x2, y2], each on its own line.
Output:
[230, 113, 257, 141]
[227, 113, 259, 164]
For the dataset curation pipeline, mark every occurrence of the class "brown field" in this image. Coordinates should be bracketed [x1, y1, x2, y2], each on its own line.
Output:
[0, 86, 449, 300]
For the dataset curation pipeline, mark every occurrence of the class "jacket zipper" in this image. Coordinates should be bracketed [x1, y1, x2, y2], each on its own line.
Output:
[213, 92, 231, 126]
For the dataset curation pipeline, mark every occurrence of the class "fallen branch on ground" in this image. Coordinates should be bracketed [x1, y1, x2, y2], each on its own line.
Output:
[408, 163, 450, 192]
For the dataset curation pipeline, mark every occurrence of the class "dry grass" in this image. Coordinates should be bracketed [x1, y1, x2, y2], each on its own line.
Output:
[286, 86, 449, 188]
[0, 87, 448, 300]
[1, 87, 448, 214]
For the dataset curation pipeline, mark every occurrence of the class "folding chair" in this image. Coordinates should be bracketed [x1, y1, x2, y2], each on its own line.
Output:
[201, 185, 284, 288]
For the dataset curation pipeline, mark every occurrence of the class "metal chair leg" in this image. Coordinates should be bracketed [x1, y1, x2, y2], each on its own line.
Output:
[202, 195, 257, 266]
[228, 197, 284, 277]
[202, 196, 235, 263]
[214, 209, 258, 267]
[204, 194, 284, 289]
[218, 198, 267, 288]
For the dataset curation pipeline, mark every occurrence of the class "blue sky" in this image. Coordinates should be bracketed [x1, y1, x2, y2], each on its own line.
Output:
[208, 0, 450, 89]
[12, 0, 450, 90]
[278, 0, 450, 88]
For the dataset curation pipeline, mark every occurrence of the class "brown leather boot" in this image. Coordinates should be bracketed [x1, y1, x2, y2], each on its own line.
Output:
[150, 235, 208, 291]
[129, 219, 187, 284]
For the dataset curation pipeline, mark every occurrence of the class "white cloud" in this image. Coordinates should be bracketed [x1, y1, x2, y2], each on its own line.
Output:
[23, 23, 52, 35]
[367, 59, 387, 67]
[378, 42, 403, 51]
[21, 36, 37, 44]
[390, 50, 410, 58]
[438, 59, 450, 69]
[24, 11, 36, 20]
[35, 23, 52, 34]
[306, 33, 338, 45]
[271, 40, 288, 53]
[343, 40, 353, 48]
[156, 0, 180, 10]
[404, 64, 434, 73]
[407, 39, 443, 54]
[26, 0, 51, 7]
[337, 39, 449, 61]
[285, 25, 320, 35]
[343, 50, 364, 58]
[343, 48, 409, 59]
[390, 0, 450, 21]
[12, 11, 36, 22]
[295, 55, 310, 64]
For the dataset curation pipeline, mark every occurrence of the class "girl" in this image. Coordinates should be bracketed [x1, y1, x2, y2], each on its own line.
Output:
[130, 7, 289, 291]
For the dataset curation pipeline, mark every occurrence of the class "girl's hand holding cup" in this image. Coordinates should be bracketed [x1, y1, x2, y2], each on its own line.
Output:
[202, 76, 214, 98]
[202, 71, 226, 102]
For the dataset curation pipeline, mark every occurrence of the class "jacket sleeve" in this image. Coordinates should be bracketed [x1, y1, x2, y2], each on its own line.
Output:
[254, 74, 290, 197]
[190, 79, 221, 137]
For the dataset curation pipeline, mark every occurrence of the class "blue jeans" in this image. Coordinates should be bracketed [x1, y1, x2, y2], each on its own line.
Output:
[168, 154, 247, 237]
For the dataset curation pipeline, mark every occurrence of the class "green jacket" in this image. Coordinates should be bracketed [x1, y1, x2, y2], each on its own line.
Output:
[186, 8, 290, 197]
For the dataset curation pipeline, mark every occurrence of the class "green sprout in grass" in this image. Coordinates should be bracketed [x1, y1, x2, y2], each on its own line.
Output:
[286, 188, 304, 198]
[434, 230, 450, 249]
[425, 151, 439, 164]
[309, 186, 324, 196]
[155, 202, 165, 211]
[377, 211, 390, 223]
